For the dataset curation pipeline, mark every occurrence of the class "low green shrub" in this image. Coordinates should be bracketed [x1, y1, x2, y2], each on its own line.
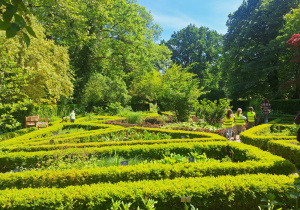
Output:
[0, 123, 122, 147]
[126, 112, 143, 125]
[0, 127, 37, 142]
[3, 137, 225, 152]
[0, 142, 295, 174]
[1, 127, 226, 152]
[240, 124, 296, 150]
[197, 98, 230, 125]
[0, 174, 295, 209]
[268, 140, 300, 168]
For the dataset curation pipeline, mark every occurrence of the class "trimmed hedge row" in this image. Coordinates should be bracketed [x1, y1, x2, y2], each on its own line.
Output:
[0, 127, 38, 142]
[1, 127, 225, 152]
[240, 124, 296, 150]
[2, 137, 226, 152]
[0, 142, 228, 172]
[0, 174, 295, 209]
[77, 115, 125, 123]
[0, 123, 123, 146]
[268, 140, 300, 168]
[0, 142, 295, 190]
[270, 99, 300, 115]
[0, 142, 295, 174]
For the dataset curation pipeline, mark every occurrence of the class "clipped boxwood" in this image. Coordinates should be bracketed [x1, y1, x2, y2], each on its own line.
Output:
[0, 142, 295, 175]
[1, 127, 226, 152]
[0, 127, 38, 142]
[240, 124, 296, 150]
[0, 142, 295, 190]
[0, 174, 295, 210]
[2, 137, 226, 152]
[0, 123, 122, 147]
[268, 140, 300, 167]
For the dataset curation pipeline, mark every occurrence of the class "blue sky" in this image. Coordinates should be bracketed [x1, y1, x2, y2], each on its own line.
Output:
[138, 0, 243, 41]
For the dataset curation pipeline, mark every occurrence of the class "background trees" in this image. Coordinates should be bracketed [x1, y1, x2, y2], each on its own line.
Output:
[0, 17, 73, 132]
[223, 0, 300, 100]
[26, 0, 171, 106]
[163, 24, 224, 100]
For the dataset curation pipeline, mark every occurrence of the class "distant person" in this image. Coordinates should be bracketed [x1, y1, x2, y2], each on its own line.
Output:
[223, 109, 234, 140]
[234, 108, 247, 140]
[294, 111, 300, 142]
[260, 98, 271, 123]
[70, 110, 75, 123]
[157, 105, 162, 115]
[247, 107, 256, 129]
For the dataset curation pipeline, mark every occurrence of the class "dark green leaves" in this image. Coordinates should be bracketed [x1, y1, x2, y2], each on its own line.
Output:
[22, 31, 30, 47]
[14, 14, 26, 27]
[0, 1, 36, 45]
[6, 22, 20, 38]
[25, 26, 37, 38]
[3, 5, 17, 22]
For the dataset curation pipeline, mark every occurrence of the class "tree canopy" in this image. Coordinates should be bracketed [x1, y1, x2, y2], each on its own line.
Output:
[223, 0, 300, 100]
[163, 24, 224, 99]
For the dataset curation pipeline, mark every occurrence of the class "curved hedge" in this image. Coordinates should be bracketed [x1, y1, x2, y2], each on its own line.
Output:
[0, 127, 38, 142]
[0, 123, 124, 147]
[1, 127, 226, 152]
[0, 142, 295, 183]
[268, 140, 300, 168]
[240, 124, 296, 150]
[0, 174, 295, 210]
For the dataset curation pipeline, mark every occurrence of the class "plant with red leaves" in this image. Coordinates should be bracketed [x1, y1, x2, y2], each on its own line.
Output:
[287, 34, 300, 50]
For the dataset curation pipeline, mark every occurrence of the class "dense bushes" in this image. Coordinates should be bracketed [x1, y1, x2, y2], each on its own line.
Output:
[240, 124, 296, 150]
[0, 127, 37, 141]
[0, 141, 295, 190]
[0, 174, 295, 209]
[270, 99, 300, 115]
[268, 140, 300, 167]
[0, 142, 295, 173]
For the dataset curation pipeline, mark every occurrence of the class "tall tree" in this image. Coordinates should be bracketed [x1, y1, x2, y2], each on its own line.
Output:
[163, 24, 223, 97]
[0, 17, 73, 105]
[277, 4, 300, 98]
[223, 0, 300, 100]
[26, 0, 171, 105]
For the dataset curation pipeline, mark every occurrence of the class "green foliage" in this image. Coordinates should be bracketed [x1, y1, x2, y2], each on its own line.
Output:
[105, 102, 124, 116]
[0, 142, 296, 189]
[0, 0, 36, 44]
[163, 24, 224, 93]
[159, 65, 204, 121]
[27, 0, 171, 104]
[268, 140, 300, 168]
[0, 127, 37, 141]
[0, 174, 295, 209]
[82, 73, 130, 111]
[0, 46, 32, 132]
[126, 112, 143, 125]
[197, 98, 231, 125]
[223, 0, 300, 100]
[240, 124, 296, 150]
[0, 17, 73, 105]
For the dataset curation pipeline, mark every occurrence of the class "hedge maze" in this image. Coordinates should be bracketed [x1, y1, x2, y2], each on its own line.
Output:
[0, 116, 298, 209]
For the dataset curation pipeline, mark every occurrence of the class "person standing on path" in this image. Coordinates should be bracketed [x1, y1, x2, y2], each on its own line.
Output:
[234, 108, 247, 140]
[260, 99, 271, 123]
[247, 107, 256, 129]
[70, 110, 75, 123]
[223, 109, 234, 140]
